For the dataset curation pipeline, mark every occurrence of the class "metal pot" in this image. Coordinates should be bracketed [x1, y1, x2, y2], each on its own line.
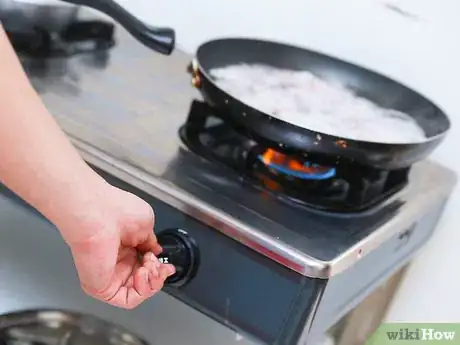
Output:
[0, 0, 80, 32]
[0, 309, 150, 345]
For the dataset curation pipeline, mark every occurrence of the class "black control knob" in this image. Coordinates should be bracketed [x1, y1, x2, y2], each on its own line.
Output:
[157, 229, 199, 287]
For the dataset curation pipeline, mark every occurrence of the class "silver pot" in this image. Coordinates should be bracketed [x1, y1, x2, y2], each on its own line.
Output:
[0, 0, 80, 31]
[0, 309, 150, 345]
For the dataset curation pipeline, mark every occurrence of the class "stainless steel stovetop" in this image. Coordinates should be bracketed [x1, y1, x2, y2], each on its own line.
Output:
[0, 22, 456, 345]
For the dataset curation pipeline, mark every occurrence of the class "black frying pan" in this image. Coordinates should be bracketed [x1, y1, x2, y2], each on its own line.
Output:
[189, 38, 450, 170]
[61, 0, 175, 55]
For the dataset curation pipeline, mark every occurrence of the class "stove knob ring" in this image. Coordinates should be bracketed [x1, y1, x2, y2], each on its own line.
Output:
[156, 228, 200, 288]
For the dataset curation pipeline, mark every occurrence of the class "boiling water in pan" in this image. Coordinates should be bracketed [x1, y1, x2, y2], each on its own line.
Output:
[210, 64, 426, 144]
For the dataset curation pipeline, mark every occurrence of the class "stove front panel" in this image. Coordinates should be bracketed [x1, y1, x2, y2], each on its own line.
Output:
[93, 167, 320, 345]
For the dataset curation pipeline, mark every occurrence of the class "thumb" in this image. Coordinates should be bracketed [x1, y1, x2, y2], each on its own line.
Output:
[136, 231, 162, 256]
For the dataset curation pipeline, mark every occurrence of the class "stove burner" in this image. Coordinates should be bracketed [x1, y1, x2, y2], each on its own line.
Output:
[3, 20, 116, 58]
[179, 100, 410, 213]
[258, 149, 336, 180]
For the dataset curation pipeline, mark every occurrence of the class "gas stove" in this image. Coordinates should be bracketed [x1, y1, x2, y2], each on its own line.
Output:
[1, 14, 115, 58]
[0, 23, 456, 345]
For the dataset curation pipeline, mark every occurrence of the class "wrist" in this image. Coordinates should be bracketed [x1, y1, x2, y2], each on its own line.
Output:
[41, 163, 112, 245]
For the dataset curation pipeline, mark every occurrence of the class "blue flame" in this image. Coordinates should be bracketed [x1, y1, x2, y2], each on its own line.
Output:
[258, 155, 336, 180]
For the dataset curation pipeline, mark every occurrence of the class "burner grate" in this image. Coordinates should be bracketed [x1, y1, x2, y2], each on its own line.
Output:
[179, 100, 410, 213]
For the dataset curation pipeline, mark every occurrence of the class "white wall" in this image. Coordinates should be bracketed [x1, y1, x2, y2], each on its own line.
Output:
[105, 0, 460, 321]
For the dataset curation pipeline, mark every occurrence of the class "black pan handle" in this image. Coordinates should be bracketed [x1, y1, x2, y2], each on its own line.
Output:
[60, 0, 175, 55]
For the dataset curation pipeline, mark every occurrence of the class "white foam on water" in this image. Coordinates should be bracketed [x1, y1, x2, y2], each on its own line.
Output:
[210, 64, 427, 144]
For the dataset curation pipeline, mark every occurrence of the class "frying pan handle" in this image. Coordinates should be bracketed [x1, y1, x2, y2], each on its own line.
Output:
[60, 0, 175, 55]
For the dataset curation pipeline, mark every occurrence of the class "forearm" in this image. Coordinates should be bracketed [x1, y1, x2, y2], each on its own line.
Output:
[0, 26, 107, 238]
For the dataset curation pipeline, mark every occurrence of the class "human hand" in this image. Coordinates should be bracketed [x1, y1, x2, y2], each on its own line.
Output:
[58, 182, 175, 309]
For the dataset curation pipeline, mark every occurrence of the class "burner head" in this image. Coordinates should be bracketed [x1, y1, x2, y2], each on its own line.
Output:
[179, 100, 410, 213]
